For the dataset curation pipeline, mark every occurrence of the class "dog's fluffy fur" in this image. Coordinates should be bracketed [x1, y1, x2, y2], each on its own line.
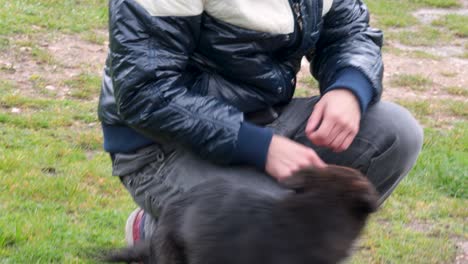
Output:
[104, 165, 378, 264]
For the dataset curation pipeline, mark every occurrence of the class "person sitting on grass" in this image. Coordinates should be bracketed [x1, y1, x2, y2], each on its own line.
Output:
[98, 0, 423, 245]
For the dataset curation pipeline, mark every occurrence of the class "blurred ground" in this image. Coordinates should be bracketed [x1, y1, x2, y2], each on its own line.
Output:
[0, 0, 466, 263]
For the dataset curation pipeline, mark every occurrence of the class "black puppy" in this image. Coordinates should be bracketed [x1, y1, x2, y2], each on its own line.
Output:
[104, 165, 378, 264]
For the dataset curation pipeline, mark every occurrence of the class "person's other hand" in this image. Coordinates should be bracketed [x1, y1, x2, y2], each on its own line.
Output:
[305, 89, 361, 152]
[265, 135, 326, 181]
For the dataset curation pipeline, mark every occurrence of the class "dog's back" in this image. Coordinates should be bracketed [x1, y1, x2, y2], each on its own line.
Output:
[103, 165, 378, 264]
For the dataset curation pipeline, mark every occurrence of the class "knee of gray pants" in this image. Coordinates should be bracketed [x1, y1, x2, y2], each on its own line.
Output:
[364, 101, 424, 204]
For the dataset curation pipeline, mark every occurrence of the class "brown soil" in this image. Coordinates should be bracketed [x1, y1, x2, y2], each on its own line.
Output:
[455, 241, 468, 264]
[298, 51, 468, 102]
[0, 32, 107, 99]
[382, 52, 467, 101]
[413, 8, 468, 25]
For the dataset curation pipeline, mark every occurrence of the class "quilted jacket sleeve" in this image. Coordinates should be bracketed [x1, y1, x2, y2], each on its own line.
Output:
[311, 0, 384, 105]
[109, 0, 245, 163]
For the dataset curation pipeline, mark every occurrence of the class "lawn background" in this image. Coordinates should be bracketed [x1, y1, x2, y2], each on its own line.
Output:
[0, 0, 466, 263]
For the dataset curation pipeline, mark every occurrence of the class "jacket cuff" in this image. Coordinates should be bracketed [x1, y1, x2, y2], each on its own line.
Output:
[231, 122, 274, 170]
[323, 68, 374, 113]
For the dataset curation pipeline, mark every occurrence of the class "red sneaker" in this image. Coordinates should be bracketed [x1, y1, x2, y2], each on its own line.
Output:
[125, 208, 146, 246]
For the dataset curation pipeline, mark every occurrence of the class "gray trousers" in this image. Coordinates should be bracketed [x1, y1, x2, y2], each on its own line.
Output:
[113, 99, 423, 224]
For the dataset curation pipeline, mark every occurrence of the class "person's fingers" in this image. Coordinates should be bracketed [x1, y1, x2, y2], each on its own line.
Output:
[295, 156, 312, 169]
[267, 135, 328, 180]
[323, 123, 342, 147]
[309, 117, 334, 146]
[281, 163, 303, 179]
[306, 102, 325, 135]
[337, 129, 357, 152]
[269, 160, 294, 180]
[331, 130, 351, 152]
[277, 168, 291, 180]
[304, 149, 326, 168]
[324, 113, 359, 150]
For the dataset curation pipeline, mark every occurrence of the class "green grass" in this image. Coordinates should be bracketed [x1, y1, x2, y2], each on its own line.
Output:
[439, 71, 458, 78]
[366, 0, 418, 28]
[396, 98, 467, 128]
[350, 123, 467, 263]
[461, 43, 468, 58]
[81, 31, 108, 46]
[396, 100, 433, 122]
[366, 0, 460, 28]
[30, 47, 56, 65]
[413, 123, 467, 199]
[391, 74, 433, 91]
[391, 26, 453, 46]
[28, 74, 48, 91]
[433, 14, 468, 38]
[0, 36, 9, 51]
[0, 81, 129, 263]
[411, 0, 461, 8]
[301, 76, 319, 88]
[382, 46, 441, 60]
[366, 0, 462, 48]
[64, 73, 102, 100]
[446, 86, 468, 96]
[295, 76, 320, 97]
[446, 100, 468, 118]
[294, 87, 316, 97]
[1, 0, 467, 263]
[0, 0, 107, 35]
[409, 50, 441, 60]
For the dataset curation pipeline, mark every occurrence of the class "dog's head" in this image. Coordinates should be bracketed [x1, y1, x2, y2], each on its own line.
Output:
[280, 165, 379, 216]
[277, 166, 379, 263]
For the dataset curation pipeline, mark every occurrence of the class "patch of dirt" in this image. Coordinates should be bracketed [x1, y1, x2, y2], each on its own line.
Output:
[406, 220, 434, 233]
[455, 241, 468, 264]
[391, 41, 466, 58]
[382, 52, 468, 102]
[0, 32, 107, 99]
[298, 52, 468, 102]
[413, 8, 468, 25]
[46, 33, 107, 74]
[397, 5, 468, 60]
[406, 220, 468, 264]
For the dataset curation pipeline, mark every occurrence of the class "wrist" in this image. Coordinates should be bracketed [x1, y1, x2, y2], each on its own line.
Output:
[231, 122, 274, 170]
[323, 68, 374, 113]
[323, 89, 360, 111]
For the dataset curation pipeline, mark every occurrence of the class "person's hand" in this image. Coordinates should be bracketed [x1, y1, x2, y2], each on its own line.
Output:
[305, 89, 361, 152]
[265, 135, 326, 181]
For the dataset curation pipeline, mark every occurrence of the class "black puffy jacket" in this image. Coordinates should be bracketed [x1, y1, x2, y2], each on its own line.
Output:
[98, 0, 383, 165]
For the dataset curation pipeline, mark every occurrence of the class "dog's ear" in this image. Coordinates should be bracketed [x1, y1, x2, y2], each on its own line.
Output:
[322, 165, 379, 215]
[348, 180, 379, 216]
[352, 192, 378, 217]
